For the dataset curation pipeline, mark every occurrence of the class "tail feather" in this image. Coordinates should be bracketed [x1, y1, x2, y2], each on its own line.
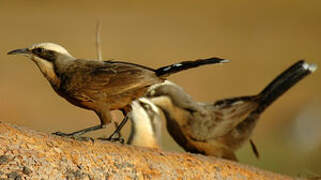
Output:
[155, 57, 229, 77]
[233, 60, 316, 148]
[214, 60, 317, 113]
[255, 60, 317, 113]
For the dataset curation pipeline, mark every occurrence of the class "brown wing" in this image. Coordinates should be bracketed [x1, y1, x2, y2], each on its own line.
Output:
[188, 96, 259, 141]
[60, 59, 162, 106]
[89, 61, 162, 94]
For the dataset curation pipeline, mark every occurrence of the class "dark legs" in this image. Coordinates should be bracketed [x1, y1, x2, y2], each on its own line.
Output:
[53, 109, 110, 138]
[53, 109, 130, 143]
[105, 115, 128, 142]
[98, 110, 129, 143]
[52, 124, 105, 137]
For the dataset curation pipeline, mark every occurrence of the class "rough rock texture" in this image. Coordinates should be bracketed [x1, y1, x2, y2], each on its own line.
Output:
[0, 121, 294, 180]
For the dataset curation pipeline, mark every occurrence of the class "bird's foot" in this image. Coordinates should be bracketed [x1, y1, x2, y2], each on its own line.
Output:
[52, 131, 95, 142]
[52, 125, 104, 138]
[98, 136, 125, 144]
[74, 136, 95, 142]
[52, 131, 82, 138]
[52, 131, 71, 137]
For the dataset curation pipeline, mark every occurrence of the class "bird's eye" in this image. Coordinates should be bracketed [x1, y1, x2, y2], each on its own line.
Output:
[143, 104, 152, 111]
[31, 48, 56, 61]
[32, 48, 44, 55]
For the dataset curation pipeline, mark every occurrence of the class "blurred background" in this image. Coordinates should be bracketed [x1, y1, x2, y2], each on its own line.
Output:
[0, 0, 320, 177]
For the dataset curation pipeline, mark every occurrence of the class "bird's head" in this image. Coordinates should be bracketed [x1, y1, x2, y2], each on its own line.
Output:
[131, 98, 161, 126]
[7, 42, 74, 85]
[7, 42, 74, 63]
[147, 80, 203, 114]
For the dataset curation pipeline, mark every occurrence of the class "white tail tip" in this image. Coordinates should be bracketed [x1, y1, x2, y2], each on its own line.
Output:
[221, 59, 230, 63]
[303, 62, 318, 72]
[308, 63, 318, 72]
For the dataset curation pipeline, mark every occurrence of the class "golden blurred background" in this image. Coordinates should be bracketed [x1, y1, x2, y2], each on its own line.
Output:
[0, 0, 320, 177]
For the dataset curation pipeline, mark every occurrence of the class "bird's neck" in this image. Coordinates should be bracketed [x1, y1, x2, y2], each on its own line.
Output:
[32, 54, 75, 90]
[32, 58, 60, 89]
[149, 83, 200, 112]
[53, 54, 76, 76]
[151, 96, 189, 126]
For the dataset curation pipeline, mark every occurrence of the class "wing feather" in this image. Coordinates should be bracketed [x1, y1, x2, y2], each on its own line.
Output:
[59, 59, 162, 104]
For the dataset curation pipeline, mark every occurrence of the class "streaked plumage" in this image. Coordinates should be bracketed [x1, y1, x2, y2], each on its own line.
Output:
[7, 42, 228, 138]
[147, 60, 317, 160]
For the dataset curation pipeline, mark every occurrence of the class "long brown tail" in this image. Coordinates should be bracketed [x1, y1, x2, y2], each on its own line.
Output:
[214, 60, 317, 114]
[234, 60, 317, 135]
[255, 60, 317, 114]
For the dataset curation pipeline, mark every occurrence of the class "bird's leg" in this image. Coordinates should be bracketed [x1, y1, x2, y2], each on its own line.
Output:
[249, 139, 260, 159]
[108, 109, 130, 141]
[103, 116, 128, 143]
[99, 109, 130, 143]
[111, 121, 123, 140]
[52, 125, 105, 137]
[53, 109, 110, 138]
[98, 116, 128, 143]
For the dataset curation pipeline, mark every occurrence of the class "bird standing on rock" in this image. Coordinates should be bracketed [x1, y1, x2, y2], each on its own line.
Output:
[7, 42, 228, 139]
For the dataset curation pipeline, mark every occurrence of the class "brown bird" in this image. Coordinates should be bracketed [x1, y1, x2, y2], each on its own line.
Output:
[7, 42, 228, 139]
[127, 98, 162, 149]
[146, 60, 317, 161]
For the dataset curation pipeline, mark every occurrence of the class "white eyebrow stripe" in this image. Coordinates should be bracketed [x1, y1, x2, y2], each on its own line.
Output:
[30, 42, 73, 57]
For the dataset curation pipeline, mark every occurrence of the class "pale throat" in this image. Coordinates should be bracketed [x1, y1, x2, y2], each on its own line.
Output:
[32, 56, 60, 88]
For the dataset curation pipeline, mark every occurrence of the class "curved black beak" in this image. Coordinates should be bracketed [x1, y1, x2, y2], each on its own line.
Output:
[7, 48, 30, 55]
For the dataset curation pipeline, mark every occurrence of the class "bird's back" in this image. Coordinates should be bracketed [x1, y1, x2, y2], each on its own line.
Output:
[56, 59, 163, 110]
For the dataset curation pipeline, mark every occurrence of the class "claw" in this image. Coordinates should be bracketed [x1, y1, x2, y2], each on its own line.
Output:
[74, 136, 95, 142]
[52, 131, 73, 137]
[53, 132, 95, 142]
[98, 137, 125, 144]
[52, 131, 81, 137]
[112, 137, 124, 144]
